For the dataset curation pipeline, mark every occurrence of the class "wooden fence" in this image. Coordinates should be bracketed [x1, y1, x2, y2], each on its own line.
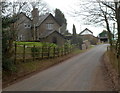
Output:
[14, 44, 74, 63]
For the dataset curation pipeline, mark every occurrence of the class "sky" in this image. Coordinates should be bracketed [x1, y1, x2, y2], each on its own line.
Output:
[43, 0, 105, 36]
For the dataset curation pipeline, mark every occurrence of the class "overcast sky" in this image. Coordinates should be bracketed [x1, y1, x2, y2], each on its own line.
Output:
[43, 0, 106, 36]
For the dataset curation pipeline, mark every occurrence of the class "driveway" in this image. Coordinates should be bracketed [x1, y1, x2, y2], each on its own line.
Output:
[3, 44, 112, 91]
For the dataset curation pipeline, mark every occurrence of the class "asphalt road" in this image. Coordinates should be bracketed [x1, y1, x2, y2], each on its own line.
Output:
[3, 44, 112, 91]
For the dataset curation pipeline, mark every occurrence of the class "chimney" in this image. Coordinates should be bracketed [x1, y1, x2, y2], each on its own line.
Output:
[31, 7, 39, 25]
[31, 7, 39, 41]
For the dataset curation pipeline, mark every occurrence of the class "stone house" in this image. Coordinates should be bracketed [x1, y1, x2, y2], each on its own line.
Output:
[79, 28, 98, 45]
[16, 8, 65, 46]
[40, 30, 65, 46]
[16, 12, 32, 41]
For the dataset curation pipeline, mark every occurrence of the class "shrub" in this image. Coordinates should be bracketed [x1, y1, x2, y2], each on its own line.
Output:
[31, 47, 40, 57]
[2, 58, 17, 72]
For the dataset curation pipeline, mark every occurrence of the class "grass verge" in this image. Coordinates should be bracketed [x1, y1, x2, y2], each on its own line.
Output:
[103, 51, 120, 91]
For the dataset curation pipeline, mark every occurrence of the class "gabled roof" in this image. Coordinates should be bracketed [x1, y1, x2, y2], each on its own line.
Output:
[80, 28, 93, 35]
[36, 13, 61, 27]
[39, 30, 65, 39]
[19, 12, 32, 21]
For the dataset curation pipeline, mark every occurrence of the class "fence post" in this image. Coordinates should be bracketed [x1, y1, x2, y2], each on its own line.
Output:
[53, 47, 56, 58]
[42, 46, 44, 59]
[39, 47, 41, 59]
[14, 43, 17, 64]
[64, 46, 66, 55]
[23, 45, 25, 62]
[62, 46, 64, 56]
[57, 47, 59, 57]
[48, 47, 50, 59]
[33, 45, 35, 61]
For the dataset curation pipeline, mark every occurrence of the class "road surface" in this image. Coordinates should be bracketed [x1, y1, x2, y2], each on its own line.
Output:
[3, 44, 112, 91]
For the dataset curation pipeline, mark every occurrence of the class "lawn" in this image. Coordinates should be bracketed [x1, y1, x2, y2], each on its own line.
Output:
[15, 41, 57, 47]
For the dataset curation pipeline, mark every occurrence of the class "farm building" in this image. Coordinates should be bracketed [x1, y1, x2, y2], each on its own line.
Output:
[79, 28, 98, 45]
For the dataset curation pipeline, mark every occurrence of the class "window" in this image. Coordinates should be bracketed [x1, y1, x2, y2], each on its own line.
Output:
[46, 23, 53, 30]
[28, 24, 31, 28]
[24, 23, 31, 28]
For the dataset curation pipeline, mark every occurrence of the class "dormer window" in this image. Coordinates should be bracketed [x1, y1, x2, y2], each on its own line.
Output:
[46, 23, 53, 30]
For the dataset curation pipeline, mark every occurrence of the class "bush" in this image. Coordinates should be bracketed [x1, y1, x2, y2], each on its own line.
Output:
[31, 47, 40, 57]
[2, 58, 17, 72]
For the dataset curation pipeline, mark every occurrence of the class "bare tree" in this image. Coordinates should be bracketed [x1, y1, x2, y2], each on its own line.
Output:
[114, 0, 120, 58]
[20, 0, 50, 17]
[70, 0, 120, 54]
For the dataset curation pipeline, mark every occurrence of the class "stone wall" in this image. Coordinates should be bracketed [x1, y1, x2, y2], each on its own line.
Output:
[82, 40, 91, 50]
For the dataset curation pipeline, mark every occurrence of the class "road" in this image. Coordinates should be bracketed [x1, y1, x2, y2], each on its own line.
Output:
[3, 44, 112, 91]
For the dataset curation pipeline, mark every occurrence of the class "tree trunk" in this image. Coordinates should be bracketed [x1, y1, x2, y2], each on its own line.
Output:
[104, 15, 113, 48]
[115, 1, 120, 58]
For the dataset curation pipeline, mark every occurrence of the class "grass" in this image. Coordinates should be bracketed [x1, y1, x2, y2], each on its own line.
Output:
[14, 41, 57, 56]
[106, 50, 119, 72]
[104, 49, 120, 90]
[15, 41, 57, 47]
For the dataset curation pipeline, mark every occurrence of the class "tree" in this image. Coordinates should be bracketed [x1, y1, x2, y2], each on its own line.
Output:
[98, 0, 120, 57]
[73, 24, 77, 36]
[55, 8, 67, 35]
[70, 0, 120, 56]
[114, 1, 120, 58]
[71, 24, 83, 48]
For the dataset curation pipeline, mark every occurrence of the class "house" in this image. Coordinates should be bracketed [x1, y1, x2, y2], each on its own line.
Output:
[98, 30, 108, 43]
[80, 28, 93, 35]
[16, 8, 65, 46]
[39, 30, 65, 46]
[79, 28, 98, 45]
[16, 12, 32, 41]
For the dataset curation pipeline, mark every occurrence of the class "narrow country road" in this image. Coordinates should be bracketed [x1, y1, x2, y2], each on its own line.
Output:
[3, 44, 112, 91]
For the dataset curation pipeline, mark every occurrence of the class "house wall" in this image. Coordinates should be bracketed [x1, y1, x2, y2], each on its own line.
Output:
[17, 13, 32, 41]
[81, 35, 98, 45]
[37, 15, 60, 40]
[42, 32, 65, 46]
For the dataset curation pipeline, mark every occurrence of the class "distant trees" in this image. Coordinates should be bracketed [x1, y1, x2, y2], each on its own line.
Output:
[55, 8, 67, 35]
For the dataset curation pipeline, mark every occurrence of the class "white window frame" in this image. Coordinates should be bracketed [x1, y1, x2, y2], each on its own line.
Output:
[46, 23, 53, 30]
